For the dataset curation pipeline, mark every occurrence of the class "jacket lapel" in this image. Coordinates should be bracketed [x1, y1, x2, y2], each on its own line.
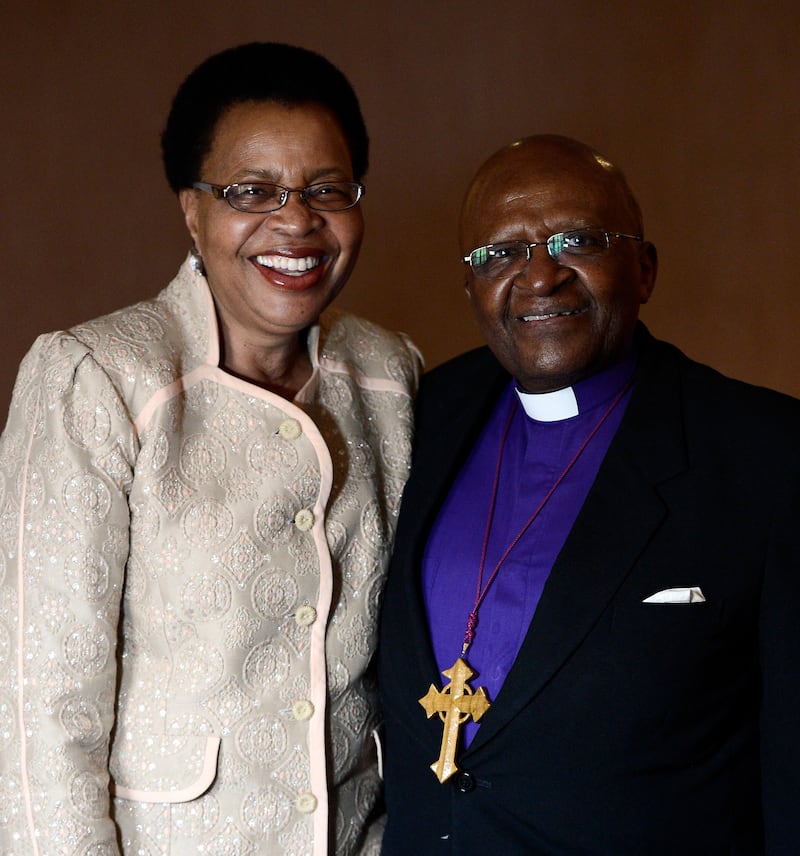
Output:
[384, 349, 508, 741]
[466, 333, 689, 752]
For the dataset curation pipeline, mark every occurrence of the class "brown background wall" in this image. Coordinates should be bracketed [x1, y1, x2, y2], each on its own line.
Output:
[2, 1, 799, 421]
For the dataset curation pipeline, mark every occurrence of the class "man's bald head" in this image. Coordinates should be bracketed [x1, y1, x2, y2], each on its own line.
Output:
[458, 134, 656, 393]
[459, 135, 644, 251]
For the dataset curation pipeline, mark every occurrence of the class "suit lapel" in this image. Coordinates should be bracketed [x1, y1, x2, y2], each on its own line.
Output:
[385, 349, 509, 743]
[466, 334, 689, 751]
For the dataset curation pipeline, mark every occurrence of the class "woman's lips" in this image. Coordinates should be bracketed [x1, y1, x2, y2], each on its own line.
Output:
[250, 253, 328, 290]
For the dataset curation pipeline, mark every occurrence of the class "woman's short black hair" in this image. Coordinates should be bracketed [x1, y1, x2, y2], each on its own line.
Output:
[161, 42, 369, 192]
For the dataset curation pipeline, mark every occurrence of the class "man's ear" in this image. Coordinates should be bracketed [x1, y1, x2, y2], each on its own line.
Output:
[638, 241, 658, 304]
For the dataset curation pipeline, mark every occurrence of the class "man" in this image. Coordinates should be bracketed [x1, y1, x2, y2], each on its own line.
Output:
[378, 135, 800, 854]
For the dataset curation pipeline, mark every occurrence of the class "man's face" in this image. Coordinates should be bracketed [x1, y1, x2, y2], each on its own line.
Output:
[461, 145, 657, 393]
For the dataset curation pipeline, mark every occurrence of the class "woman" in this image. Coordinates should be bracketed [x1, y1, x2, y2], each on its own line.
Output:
[0, 43, 420, 855]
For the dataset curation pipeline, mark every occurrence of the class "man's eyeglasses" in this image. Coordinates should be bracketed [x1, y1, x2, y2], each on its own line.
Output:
[463, 228, 642, 279]
[192, 180, 365, 213]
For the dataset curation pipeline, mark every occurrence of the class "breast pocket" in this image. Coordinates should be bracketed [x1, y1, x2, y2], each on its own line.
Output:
[110, 735, 220, 803]
[612, 595, 723, 643]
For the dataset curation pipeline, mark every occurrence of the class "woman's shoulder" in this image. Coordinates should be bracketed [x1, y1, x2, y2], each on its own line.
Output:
[316, 308, 423, 391]
[11, 263, 211, 412]
[70, 263, 208, 359]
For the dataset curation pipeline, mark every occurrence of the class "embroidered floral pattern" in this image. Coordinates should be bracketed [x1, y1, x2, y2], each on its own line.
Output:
[0, 264, 419, 854]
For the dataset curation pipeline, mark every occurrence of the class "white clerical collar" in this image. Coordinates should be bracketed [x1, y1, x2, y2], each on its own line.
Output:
[515, 385, 579, 422]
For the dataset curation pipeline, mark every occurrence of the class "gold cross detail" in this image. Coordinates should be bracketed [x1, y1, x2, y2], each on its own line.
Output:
[419, 657, 491, 783]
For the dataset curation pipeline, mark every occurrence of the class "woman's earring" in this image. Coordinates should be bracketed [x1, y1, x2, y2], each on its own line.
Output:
[190, 246, 205, 275]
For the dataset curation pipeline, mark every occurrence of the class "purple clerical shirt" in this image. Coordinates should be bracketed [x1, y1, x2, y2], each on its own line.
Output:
[422, 355, 636, 745]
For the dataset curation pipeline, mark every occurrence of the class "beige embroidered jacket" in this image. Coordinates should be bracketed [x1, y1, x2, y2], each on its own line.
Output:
[0, 260, 421, 855]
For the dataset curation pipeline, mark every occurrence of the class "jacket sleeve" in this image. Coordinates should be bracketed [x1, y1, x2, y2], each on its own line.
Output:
[0, 333, 137, 854]
[760, 474, 800, 854]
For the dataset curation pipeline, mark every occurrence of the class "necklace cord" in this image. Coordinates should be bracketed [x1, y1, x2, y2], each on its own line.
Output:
[462, 376, 634, 654]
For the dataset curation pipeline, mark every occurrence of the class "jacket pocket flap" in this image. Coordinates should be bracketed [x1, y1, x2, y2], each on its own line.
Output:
[110, 735, 220, 803]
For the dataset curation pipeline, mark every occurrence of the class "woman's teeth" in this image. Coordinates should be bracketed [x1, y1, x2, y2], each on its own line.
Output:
[255, 254, 320, 273]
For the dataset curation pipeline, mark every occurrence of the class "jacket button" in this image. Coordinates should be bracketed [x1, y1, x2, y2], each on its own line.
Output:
[294, 508, 314, 531]
[278, 418, 302, 440]
[295, 605, 317, 627]
[455, 771, 476, 793]
[292, 699, 315, 721]
[295, 792, 318, 813]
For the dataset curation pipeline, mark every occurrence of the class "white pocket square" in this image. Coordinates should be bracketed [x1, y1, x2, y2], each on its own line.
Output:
[642, 586, 706, 604]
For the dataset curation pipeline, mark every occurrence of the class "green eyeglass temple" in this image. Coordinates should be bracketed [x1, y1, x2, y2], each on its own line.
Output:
[463, 228, 642, 277]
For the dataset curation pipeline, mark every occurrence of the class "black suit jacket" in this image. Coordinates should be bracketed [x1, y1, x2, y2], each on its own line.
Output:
[378, 328, 800, 855]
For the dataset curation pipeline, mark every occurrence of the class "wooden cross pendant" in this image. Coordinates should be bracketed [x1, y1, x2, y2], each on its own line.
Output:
[419, 657, 491, 783]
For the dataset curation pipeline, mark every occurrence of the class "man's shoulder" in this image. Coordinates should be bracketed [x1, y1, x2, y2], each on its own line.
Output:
[640, 332, 800, 436]
[421, 346, 507, 394]
[411, 347, 508, 446]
